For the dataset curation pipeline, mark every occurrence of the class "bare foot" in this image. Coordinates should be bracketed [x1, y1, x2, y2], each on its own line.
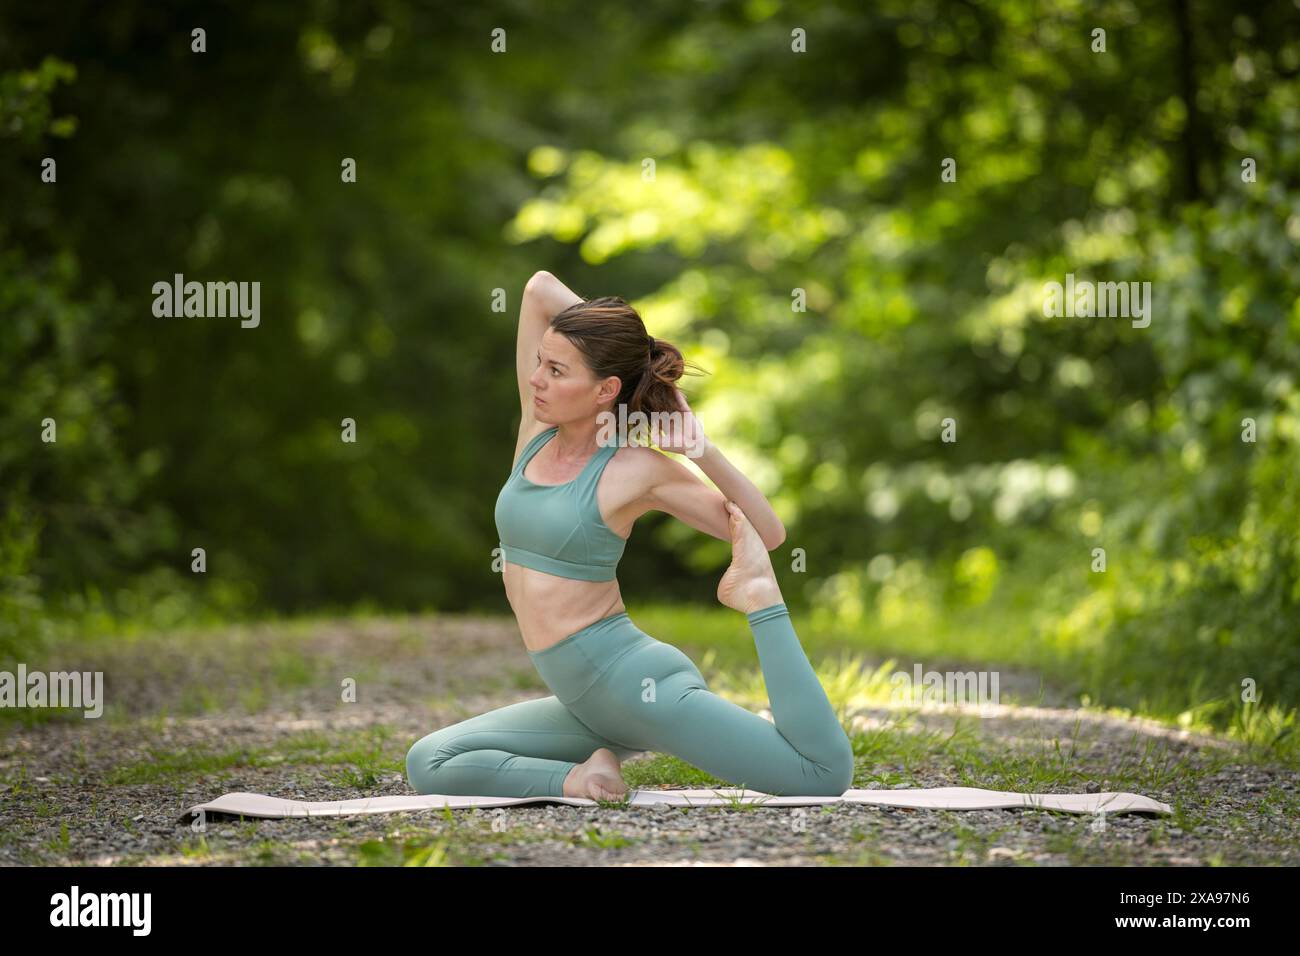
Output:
[716, 501, 784, 614]
[563, 748, 629, 801]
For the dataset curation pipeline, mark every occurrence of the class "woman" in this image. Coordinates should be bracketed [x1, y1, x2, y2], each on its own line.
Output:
[405, 271, 854, 800]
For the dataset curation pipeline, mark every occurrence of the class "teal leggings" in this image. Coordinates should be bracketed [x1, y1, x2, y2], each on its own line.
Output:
[405, 603, 854, 798]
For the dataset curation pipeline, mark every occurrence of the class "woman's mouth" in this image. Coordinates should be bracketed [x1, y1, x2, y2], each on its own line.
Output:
[534, 396, 546, 405]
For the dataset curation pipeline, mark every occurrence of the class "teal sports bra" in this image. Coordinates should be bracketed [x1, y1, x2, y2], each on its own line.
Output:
[494, 426, 629, 582]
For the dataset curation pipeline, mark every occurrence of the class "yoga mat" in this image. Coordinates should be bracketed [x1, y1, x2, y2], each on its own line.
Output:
[178, 786, 1172, 825]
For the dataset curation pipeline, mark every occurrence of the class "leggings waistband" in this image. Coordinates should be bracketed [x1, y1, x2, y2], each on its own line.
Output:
[527, 610, 649, 704]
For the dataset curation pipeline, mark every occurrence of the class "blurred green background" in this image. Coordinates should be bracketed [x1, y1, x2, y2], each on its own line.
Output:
[2, 1, 1297, 741]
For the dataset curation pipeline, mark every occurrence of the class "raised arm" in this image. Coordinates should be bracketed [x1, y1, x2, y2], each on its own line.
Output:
[643, 445, 787, 551]
[514, 271, 583, 458]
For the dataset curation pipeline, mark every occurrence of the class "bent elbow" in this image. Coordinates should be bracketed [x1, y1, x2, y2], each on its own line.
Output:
[525, 270, 554, 296]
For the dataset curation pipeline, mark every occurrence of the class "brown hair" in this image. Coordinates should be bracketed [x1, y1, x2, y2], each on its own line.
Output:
[550, 295, 706, 417]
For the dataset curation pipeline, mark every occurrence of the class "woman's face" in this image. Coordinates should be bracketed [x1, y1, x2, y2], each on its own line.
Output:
[529, 328, 620, 423]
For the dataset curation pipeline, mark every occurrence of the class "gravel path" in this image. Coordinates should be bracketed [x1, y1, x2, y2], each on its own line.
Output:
[1, 613, 1295, 866]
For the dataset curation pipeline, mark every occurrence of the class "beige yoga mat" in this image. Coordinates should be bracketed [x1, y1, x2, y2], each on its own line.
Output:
[178, 786, 1172, 825]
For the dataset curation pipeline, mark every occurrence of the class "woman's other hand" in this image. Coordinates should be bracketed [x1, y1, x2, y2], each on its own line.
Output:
[649, 387, 710, 458]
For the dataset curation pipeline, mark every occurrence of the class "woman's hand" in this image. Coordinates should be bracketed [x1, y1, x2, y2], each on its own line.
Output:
[649, 387, 711, 459]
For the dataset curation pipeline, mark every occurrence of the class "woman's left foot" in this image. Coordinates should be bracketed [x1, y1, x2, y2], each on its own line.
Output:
[717, 501, 783, 614]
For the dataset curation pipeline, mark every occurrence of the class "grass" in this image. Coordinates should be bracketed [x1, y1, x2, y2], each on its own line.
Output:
[947, 817, 1019, 865]
[10, 708, 1291, 865]
[825, 826, 894, 866]
[354, 814, 558, 866]
[573, 825, 637, 849]
[4, 595, 1298, 866]
[104, 725, 402, 787]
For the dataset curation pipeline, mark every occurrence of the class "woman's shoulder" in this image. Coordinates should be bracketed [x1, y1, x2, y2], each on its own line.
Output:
[512, 421, 558, 470]
[599, 431, 658, 458]
[601, 438, 669, 486]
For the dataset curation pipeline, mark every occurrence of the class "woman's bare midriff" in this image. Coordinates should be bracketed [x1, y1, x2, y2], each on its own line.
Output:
[503, 562, 626, 652]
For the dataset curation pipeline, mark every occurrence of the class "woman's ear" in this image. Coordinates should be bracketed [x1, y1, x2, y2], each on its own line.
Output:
[598, 374, 622, 402]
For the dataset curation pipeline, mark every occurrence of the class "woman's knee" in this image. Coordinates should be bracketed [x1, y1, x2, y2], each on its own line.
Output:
[815, 734, 855, 795]
[405, 731, 454, 794]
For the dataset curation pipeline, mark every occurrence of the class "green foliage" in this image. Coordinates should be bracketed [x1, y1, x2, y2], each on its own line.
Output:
[1, 2, 1296, 730]
[0, 55, 76, 146]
